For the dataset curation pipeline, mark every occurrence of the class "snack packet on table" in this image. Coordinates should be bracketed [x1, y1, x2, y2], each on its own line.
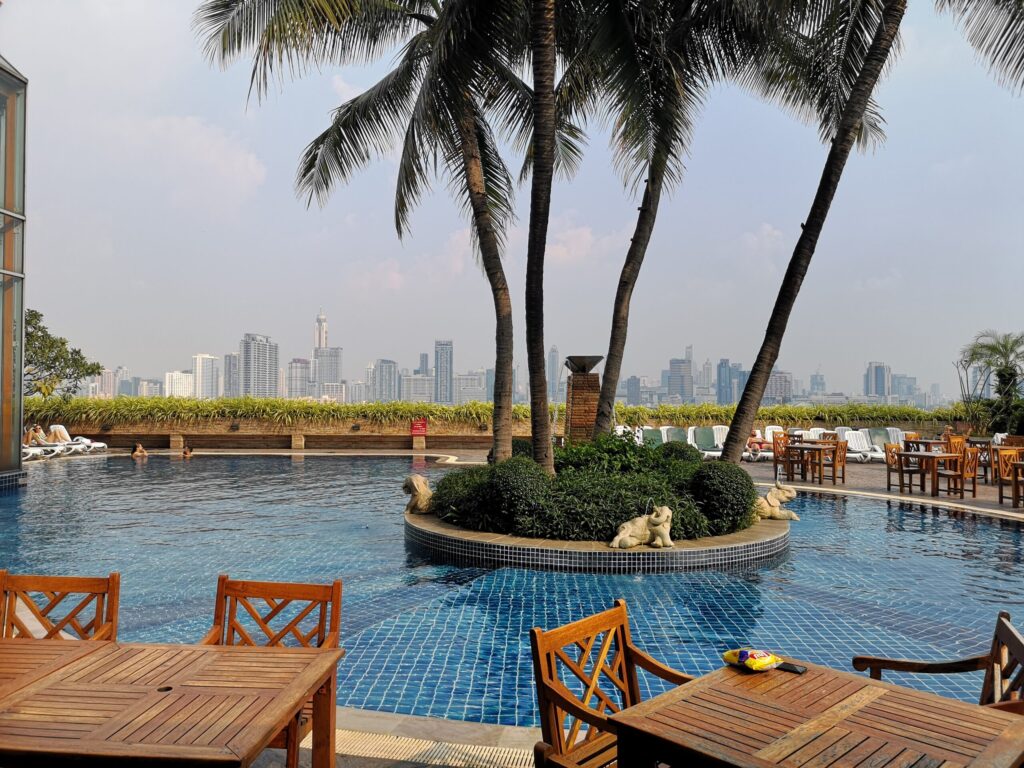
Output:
[722, 648, 784, 672]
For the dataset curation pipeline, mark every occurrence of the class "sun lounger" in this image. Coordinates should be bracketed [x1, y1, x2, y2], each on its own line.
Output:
[850, 430, 884, 461]
[663, 427, 688, 444]
[886, 427, 905, 446]
[614, 425, 643, 445]
[642, 428, 664, 446]
[690, 426, 721, 459]
[49, 425, 107, 452]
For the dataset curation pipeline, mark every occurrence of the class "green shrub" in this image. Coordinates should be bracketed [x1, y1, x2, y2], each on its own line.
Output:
[430, 465, 495, 531]
[519, 469, 708, 542]
[511, 438, 534, 458]
[689, 461, 757, 535]
[491, 457, 549, 533]
[656, 441, 702, 465]
[555, 433, 658, 474]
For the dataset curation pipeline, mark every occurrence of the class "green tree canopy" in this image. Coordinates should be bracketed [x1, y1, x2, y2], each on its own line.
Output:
[23, 309, 102, 400]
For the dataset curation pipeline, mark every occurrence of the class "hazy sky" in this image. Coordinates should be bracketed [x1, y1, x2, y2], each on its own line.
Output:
[1, 1, 1021, 395]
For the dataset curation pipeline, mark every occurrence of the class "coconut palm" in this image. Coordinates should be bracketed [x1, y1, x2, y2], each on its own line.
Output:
[194, 0, 534, 462]
[961, 330, 1024, 429]
[721, 0, 1024, 463]
[590, 0, 797, 438]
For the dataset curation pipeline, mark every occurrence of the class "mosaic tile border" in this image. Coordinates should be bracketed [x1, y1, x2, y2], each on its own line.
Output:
[404, 514, 790, 574]
[0, 471, 27, 495]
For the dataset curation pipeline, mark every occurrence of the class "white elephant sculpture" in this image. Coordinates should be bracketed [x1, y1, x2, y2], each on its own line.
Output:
[753, 481, 799, 521]
[403, 474, 433, 514]
[609, 506, 674, 549]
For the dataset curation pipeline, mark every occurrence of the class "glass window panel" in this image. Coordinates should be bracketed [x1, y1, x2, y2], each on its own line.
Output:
[0, 68, 26, 215]
[1, 214, 23, 273]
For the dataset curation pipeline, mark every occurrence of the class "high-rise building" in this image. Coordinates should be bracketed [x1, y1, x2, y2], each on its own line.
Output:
[97, 369, 116, 399]
[969, 365, 993, 399]
[113, 366, 130, 396]
[239, 333, 279, 398]
[374, 359, 399, 402]
[416, 353, 430, 376]
[685, 345, 693, 361]
[314, 308, 328, 349]
[164, 371, 194, 398]
[287, 358, 312, 399]
[320, 382, 346, 403]
[730, 363, 749, 402]
[312, 347, 343, 394]
[117, 375, 137, 397]
[716, 359, 733, 405]
[0, 53, 27, 484]
[400, 374, 434, 403]
[763, 370, 794, 404]
[138, 379, 163, 397]
[455, 370, 487, 404]
[191, 354, 220, 399]
[626, 376, 641, 406]
[863, 361, 891, 399]
[547, 346, 560, 400]
[223, 353, 240, 398]
[347, 381, 370, 403]
[434, 340, 454, 404]
[667, 358, 694, 403]
[891, 373, 918, 401]
[810, 372, 826, 395]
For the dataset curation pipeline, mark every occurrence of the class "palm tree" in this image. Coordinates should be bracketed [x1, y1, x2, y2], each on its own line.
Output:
[590, 0, 780, 438]
[525, 0, 558, 473]
[722, 0, 1024, 462]
[194, 0, 527, 461]
[961, 330, 1024, 430]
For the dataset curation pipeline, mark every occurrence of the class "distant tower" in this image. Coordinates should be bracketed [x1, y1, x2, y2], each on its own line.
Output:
[434, 340, 454, 404]
[547, 346, 560, 400]
[239, 333, 279, 398]
[314, 308, 328, 349]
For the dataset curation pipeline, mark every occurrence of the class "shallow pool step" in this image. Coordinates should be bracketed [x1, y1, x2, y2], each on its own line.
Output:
[301, 728, 533, 767]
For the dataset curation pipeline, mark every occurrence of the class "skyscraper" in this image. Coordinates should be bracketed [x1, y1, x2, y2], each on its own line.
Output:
[223, 353, 240, 398]
[863, 362, 891, 398]
[810, 372, 826, 395]
[400, 374, 434, 402]
[164, 371, 194, 398]
[287, 358, 312, 399]
[312, 347, 343, 393]
[547, 346, 560, 400]
[314, 308, 328, 349]
[455, 370, 487, 404]
[763, 370, 794, 404]
[416, 353, 430, 376]
[98, 369, 116, 398]
[626, 376, 641, 406]
[114, 366, 130, 397]
[667, 358, 694, 403]
[374, 359, 399, 402]
[239, 333, 279, 398]
[716, 359, 732, 405]
[192, 354, 220, 399]
[434, 340, 453, 404]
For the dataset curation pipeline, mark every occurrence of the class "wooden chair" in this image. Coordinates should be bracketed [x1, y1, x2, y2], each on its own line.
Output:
[0, 571, 119, 640]
[884, 443, 924, 493]
[853, 611, 1024, 707]
[200, 575, 343, 768]
[530, 599, 692, 768]
[821, 441, 847, 485]
[904, 431, 920, 441]
[772, 431, 792, 480]
[1004, 436, 1024, 447]
[937, 446, 979, 499]
[995, 448, 1024, 505]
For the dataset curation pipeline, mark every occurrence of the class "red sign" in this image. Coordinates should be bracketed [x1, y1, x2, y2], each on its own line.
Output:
[411, 418, 428, 436]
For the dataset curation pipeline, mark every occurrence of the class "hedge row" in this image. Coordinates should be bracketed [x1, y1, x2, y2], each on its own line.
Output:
[25, 396, 969, 429]
[429, 437, 757, 543]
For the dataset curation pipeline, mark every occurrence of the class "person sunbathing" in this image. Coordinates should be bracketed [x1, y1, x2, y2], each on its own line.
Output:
[130, 443, 148, 460]
[46, 425, 73, 444]
[746, 431, 772, 452]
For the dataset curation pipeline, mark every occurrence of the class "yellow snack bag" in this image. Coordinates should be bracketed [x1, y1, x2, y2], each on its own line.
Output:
[722, 648, 784, 672]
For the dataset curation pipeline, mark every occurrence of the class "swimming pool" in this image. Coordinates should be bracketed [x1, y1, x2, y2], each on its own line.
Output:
[2, 455, 1022, 726]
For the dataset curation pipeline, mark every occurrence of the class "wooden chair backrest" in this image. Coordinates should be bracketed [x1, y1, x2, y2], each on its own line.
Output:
[904, 432, 920, 441]
[821, 432, 838, 442]
[981, 612, 1024, 705]
[884, 443, 901, 469]
[961, 447, 980, 479]
[833, 441, 848, 469]
[530, 599, 641, 755]
[1004, 436, 1024, 447]
[945, 435, 966, 455]
[208, 574, 342, 648]
[995, 448, 1023, 482]
[772, 431, 789, 455]
[0, 571, 120, 640]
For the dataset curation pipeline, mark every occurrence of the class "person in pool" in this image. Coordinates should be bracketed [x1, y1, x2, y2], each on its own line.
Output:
[182, 445, 193, 459]
[131, 442, 148, 460]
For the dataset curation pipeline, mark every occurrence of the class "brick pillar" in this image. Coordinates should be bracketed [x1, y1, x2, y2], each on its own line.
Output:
[169, 434, 184, 451]
[565, 372, 601, 443]
[291, 434, 305, 450]
[412, 435, 426, 451]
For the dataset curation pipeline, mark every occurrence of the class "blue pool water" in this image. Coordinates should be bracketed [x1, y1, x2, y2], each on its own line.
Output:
[2, 455, 1022, 726]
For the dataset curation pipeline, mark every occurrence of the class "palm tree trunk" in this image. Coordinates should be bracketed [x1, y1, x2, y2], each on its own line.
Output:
[721, 0, 907, 463]
[593, 155, 667, 438]
[526, 0, 557, 473]
[457, 113, 514, 462]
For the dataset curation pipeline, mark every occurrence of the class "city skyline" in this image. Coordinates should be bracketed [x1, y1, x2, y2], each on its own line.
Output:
[2, 3, 1021, 401]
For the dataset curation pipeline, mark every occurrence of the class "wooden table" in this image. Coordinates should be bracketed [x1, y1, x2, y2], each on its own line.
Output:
[1013, 461, 1024, 509]
[785, 444, 835, 485]
[611, 659, 1024, 768]
[896, 451, 959, 497]
[904, 439, 946, 452]
[0, 639, 341, 767]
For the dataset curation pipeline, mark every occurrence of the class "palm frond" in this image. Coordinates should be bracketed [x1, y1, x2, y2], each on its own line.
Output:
[937, 0, 1024, 92]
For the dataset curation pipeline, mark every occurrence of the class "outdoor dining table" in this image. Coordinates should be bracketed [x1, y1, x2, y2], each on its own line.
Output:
[896, 451, 960, 497]
[904, 439, 946, 452]
[610, 658, 1024, 768]
[0, 637, 341, 767]
[785, 443, 836, 485]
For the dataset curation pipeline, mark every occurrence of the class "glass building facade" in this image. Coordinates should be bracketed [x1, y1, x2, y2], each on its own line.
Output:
[0, 54, 26, 489]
